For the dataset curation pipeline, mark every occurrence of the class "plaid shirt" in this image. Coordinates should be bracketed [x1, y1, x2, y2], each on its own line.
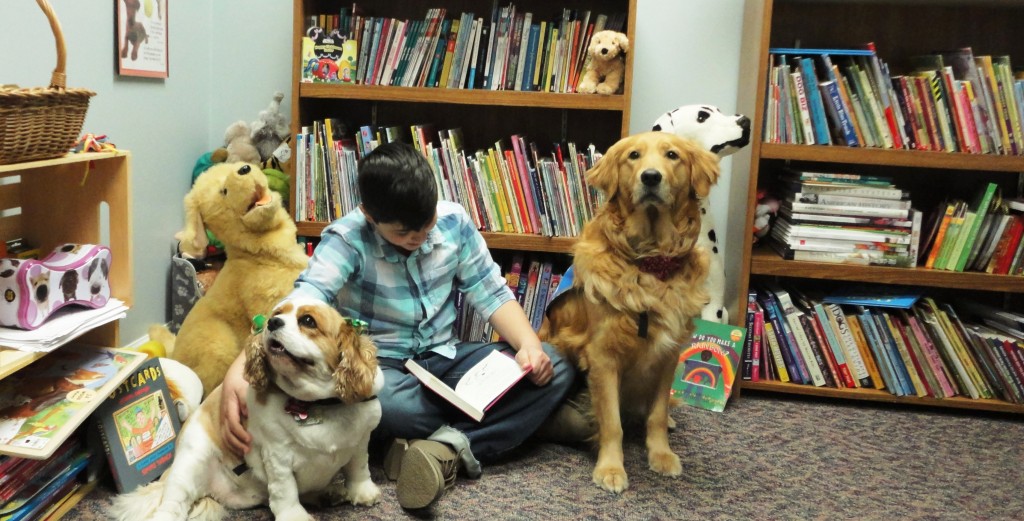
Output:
[289, 201, 513, 359]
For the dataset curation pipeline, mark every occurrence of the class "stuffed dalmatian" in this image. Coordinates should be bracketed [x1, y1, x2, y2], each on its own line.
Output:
[652, 105, 751, 324]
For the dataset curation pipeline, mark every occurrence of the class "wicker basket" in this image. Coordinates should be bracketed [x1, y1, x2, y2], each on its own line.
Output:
[0, 0, 95, 165]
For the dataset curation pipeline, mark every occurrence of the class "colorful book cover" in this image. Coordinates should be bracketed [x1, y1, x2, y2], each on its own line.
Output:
[671, 319, 746, 413]
[92, 358, 183, 493]
[0, 347, 146, 460]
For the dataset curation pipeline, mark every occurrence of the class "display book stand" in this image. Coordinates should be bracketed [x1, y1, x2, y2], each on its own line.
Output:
[733, 0, 1024, 414]
[0, 152, 137, 518]
[287, 0, 636, 256]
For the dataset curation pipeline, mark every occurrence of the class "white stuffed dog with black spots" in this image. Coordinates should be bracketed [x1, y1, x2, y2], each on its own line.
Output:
[652, 105, 751, 324]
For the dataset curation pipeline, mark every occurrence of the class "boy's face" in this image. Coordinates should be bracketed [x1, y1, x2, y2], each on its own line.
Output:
[365, 209, 437, 255]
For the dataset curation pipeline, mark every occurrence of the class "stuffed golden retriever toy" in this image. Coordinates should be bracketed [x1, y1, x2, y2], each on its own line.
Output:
[539, 132, 719, 494]
[162, 162, 308, 395]
[578, 30, 629, 95]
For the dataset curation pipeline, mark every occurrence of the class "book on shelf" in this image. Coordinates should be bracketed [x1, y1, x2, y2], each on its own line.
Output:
[950, 182, 999, 272]
[780, 178, 907, 200]
[755, 290, 801, 384]
[92, 357, 183, 493]
[768, 239, 914, 267]
[783, 200, 910, 220]
[778, 206, 913, 228]
[670, 319, 746, 413]
[0, 346, 147, 460]
[822, 287, 921, 309]
[845, 313, 886, 390]
[0, 437, 91, 521]
[763, 282, 826, 386]
[787, 192, 911, 210]
[824, 303, 873, 388]
[404, 350, 529, 422]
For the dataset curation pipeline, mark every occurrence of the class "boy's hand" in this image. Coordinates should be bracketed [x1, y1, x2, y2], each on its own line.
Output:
[516, 342, 553, 386]
[220, 354, 252, 456]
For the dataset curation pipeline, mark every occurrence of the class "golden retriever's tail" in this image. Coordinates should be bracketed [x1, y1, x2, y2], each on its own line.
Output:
[109, 481, 226, 521]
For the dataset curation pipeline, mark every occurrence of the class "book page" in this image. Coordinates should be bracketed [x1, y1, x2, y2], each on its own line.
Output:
[455, 350, 529, 412]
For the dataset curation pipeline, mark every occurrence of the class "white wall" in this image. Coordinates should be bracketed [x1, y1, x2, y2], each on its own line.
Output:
[1, 0, 749, 342]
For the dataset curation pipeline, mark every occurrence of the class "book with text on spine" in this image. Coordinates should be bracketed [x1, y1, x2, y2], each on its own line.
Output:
[671, 319, 747, 413]
[405, 350, 530, 422]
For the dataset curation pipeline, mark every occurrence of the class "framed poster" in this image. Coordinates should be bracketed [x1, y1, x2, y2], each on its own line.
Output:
[116, 0, 168, 78]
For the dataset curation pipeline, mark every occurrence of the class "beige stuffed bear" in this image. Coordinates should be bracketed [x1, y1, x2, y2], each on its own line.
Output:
[211, 121, 262, 164]
[578, 30, 629, 95]
[161, 162, 309, 395]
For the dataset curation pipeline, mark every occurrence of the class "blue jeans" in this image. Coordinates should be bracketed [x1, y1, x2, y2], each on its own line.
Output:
[372, 341, 576, 461]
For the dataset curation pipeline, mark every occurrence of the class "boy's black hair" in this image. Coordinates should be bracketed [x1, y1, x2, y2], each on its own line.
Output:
[357, 141, 438, 230]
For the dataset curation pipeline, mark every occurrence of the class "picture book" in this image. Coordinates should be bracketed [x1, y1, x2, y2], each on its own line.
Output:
[93, 357, 183, 493]
[405, 350, 530, 421]
[0, 437, 90, 521]
[0, 346, 147, 460]
[671, 319, 747, 413]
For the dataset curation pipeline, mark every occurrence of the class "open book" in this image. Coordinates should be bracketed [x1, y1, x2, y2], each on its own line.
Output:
[404, 350, 530, 421]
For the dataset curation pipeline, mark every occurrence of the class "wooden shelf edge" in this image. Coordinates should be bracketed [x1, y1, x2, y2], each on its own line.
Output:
[0, 151, 128, 174]
[760, 143, 1024, 172]
[299, 82, 627, 111]
[749, 248, 1024, 293]
[296, 221, 577, 254]
[739, 380, 1024, 414]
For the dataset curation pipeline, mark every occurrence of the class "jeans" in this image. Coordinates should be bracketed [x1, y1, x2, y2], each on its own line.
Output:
[372, 341, 576, 461]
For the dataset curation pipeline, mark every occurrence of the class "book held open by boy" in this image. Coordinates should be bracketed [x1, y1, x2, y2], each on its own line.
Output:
[405, 350, 530, 421]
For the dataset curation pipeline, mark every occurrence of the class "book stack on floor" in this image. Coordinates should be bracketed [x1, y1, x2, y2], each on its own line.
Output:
[741, 283, 1024, 403]
[0, 437, 93, 521]
[923, 186, 1024, 275]
[768, 169, 921, 266]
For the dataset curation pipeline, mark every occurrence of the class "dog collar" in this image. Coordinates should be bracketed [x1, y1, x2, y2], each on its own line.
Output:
[284, 395, 378, 421]
[635, 256, 684, 281]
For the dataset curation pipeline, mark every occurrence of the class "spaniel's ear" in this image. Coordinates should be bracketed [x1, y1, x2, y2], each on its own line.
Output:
[244, 333, 269, 392]
[686, 144, 721, 199]
[334, 334, 379, 404]
[174, 191, 209, 259]
[587, 136, 631, 200]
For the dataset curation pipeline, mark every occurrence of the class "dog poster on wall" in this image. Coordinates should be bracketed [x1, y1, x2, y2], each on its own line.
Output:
[116, 0, 168, 78]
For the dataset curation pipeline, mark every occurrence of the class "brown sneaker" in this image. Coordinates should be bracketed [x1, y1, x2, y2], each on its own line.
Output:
[383, 438, 408, 481]
[395, 440, 458, 510]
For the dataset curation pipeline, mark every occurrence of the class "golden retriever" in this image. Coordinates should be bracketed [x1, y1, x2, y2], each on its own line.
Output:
[539, 132, 718, 493]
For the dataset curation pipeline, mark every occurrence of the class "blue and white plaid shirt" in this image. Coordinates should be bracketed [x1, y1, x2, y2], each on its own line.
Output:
[289, 201, 513, 359]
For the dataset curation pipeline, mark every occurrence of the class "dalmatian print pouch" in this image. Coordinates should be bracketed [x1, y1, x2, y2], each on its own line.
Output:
[0, 244, 112, 330]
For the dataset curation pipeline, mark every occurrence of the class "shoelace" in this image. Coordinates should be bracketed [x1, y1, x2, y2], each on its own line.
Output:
[440, 452, 460, 490]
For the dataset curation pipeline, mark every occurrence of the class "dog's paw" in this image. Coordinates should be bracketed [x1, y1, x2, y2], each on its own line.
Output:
[593, 465, 629, 494]
[276, 507, 315, 521]
[648, 449, 682, 477]
[346, 480, 381, 507]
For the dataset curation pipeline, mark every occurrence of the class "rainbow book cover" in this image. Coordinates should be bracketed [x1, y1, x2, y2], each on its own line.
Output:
[671, 319, 747, 412]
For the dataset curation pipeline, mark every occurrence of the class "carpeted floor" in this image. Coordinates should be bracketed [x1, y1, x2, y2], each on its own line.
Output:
[64, 392, 1024, 520]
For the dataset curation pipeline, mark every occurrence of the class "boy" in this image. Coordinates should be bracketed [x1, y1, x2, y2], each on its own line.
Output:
[219, 142, 577, 510]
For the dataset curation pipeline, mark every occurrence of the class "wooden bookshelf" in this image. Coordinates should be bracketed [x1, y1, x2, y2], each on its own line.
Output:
[289, 0, 635, 265]
[734, 0, 1024, 413]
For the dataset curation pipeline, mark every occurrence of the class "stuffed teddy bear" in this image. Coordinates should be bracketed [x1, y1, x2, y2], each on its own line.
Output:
[753, 190, 780, 243]
[212, 120, 262, 164]
[160, 162, 309, 395]
[250, 91, 291, 164]
[578, 30, 629, 95]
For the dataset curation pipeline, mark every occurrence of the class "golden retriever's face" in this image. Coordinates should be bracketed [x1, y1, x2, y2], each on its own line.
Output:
[586, 132, 720, 218]
[245, 298, 379, 404]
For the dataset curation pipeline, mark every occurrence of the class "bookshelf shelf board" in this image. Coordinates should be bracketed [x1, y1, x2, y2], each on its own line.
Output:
[296, 221, 576, 254]
[741, 380, 1024, 415]
[0, 151, 127, 174]
[760, 143, 1024, 173]
[480, 232, 575, 253]
[0, 348, 47, 380]
[299, 83, 627, 111]
[750, 248, 1024, 293]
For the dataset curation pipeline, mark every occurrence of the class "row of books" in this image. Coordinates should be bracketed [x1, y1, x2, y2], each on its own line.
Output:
[767, 169, 922, 267]
[303, 3, 625, 93]
[455, 253, 563, 342]
[923, 185, 1024, 275]
[294, 120, 605, 238]
[0, 437, 92, 521]
[743, 284, 1024, 403]
[764, 45, 1024, 156]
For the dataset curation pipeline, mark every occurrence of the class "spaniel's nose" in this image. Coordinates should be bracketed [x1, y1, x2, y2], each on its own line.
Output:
[268, 316, 284, 331]
[641, 170, 662, 186]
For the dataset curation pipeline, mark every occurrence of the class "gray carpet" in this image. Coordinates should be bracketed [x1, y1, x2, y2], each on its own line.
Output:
[64, 392, 1024, 520]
